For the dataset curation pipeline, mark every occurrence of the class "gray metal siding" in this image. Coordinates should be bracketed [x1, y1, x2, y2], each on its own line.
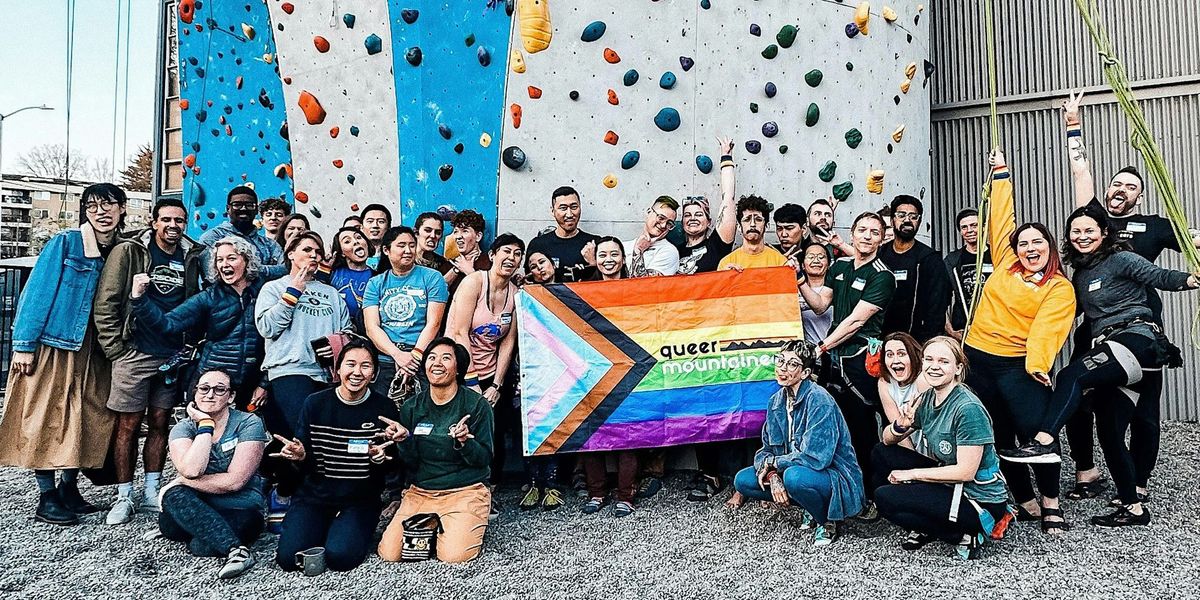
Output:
[931, 2, 1200, 420]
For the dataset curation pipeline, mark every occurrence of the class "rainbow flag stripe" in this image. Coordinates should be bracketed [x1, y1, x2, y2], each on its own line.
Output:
[517, 267, 804, 455]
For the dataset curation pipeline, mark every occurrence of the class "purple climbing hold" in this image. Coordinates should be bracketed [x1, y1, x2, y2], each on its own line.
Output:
[679, 56, 694, 72]
[477, 46, 492, 67]
[343, 13, 355, 28]
[401, 9, 419, 24]
[438, 164, 454, 181]
[762, 121, 778, 138]
[349, 125, 360, 136]
[764, 82, 777, 98]
[745, 140, 762, 154]
[845, 23, 860, 38]
[750, 23, 761, 36]
[364, 34, 383, 55]
[438, 124, 452, 140]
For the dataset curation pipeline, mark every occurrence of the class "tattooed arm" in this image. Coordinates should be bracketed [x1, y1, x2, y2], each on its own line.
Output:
[1062, 90, 1095, 208]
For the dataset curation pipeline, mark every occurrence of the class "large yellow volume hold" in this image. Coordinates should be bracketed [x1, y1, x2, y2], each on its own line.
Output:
[867, 170, 885, 194]
[855, 2, 871, 35]
[519, 0, 553, 54]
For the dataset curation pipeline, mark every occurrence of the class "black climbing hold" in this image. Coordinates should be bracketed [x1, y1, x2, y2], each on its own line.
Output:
[347, 174, 356, 184]
[907, 34, 913, 43]
[622, 151, 640, 170]
[680, 56, 694, 71]
[750, 24, 761, 36]
[924, 60, 936, 78]
[779, 145, 788, 154]
[762, 121, 778, 138]
[188, 57, 198, 66]
[401, 9, 419, 24]
[761, 44, 778, 60]
[845, 23, 859, 38]
[477, 46, 491, 67]
[465, 33, 475, 46]
[846, 62, 854, 71]
[279, 122, 289, 139]
[805, 69, 823, 87]
[749, 102, 758, 113]
[764, 82, 777, 98]
[569, 90, 580, 100]
[196, 110, 208, 123]
[453, 142, 464, 154]
[845, 128, 862, 149]
[438, 124, 452, 140]
[505, 0, 514, 16]
[502, 146, 526, 170]
[581, 21, 606, 42]
[915, 13, 921, 26]
[887, 144, 894, 154]
[191, 141, 201, 152]
[624, 69, 639, 86]
[659, 71, 676, 89]
[654, 107, 682, 132]
[258, 89, 273, 110]
[223, 105, 233, 115]
[405, 46, 422, 66]
[805, 103, 819, 127]
[745, 140, 762, 154]
[776, 24, 798, 48]
[438, 164, 453, 181]
[819, 161, 836, 182]
[696, 155, 713, 174]
[195, 67, 205, 78]
[894, 95, 901, 105]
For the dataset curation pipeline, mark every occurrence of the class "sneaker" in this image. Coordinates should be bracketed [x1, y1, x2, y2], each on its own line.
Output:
[686, 474, 727, 502]
[613, 501, 634, 517]
[1108, 492, 1151, 508]
[217, 546, 256, 579]
[35, 489, 80, 526]
[106, 497, 137, 525]
[519, 485, 542, 511]
[855, 501, 880, 522]
[813, 522, 838, 547]
[541, 488, 565, 511]
[572, 471, 589, 498]
[1091, 506, 1151, 528]
[901, 530, 935, 551]
[267, 489, 289, 534]
[998, 440, 1062, 464]
[57, 482, 103, 515]
[955, 533, 984, 560]
[635, 477, 663, 500]
[798, 510, 815, 530]
[581, 497, 607, 515]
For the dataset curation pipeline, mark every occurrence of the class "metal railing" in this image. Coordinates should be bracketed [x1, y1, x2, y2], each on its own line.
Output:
[0, 268, 25, 392]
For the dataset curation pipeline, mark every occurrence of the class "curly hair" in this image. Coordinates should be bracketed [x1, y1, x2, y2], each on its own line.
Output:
[451, 209, 486, 234]
[206, 235, 263, 284]
[778, 339, 819, 373]
[736, 194, 773, 223]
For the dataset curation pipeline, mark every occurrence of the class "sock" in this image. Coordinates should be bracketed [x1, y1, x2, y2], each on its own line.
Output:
[144, 472, 162, 495]
[117, 482, 134, 499]
[34, 470, 57, 493]
[60, 469, 79, 484]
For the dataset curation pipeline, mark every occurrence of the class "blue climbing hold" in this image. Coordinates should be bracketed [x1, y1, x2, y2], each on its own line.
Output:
[623, 69, 639, 86]
[349, 126, 360, 136]
[654, 107, 681, 132]
[622, 151, 640, 170]
[845, 23, 860, 38]
[581, 21, 606, 42]
[750, 23, 761, 36]
[364, 34, 382, 55]
[762, 121, 779, 138]
[745, 140, 762, 154]
[700, 0, 711, 9]
[764, 82, 777, 98]
[347, 174, 356, 185]
[343, 13, 355, 29]
[696, 155, 713, 174]
[680, 56, 695, 71]
[477, 46, 492, 67]
[659, 71, 676, 89]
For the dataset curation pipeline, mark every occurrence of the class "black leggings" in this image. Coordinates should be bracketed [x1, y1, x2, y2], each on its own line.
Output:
[825, 351, 883, 498]
[964, 347, 1060, 502]
[158, 486, 263, 557]
[1093, 370, 1164, 503]
[1038, 330, 1159, 436]
[871, 444, 1007, 543]
[489, 373, 520, 485]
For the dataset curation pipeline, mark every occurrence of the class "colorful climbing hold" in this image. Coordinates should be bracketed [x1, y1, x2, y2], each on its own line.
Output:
[805, 103, 820, 127]
[696, 155, 713, 174]
[332, 159, 344, 169]
[581, 21, 606, 43]
[465, 33, 475, 46]
[659, 71, 677, 89]
[882, 6, 898, 22]
[749, 102, 758, 113]
[405, 47, 423, 66]
[845, 23, 860, 38]
[439, 164, 454, 181]
[453, 143, 464, 154]
[604, 130, 619, 145]
[401, 9, 419, 24]
[855, 1, 871, 35]
[819, 161, 837, 182]
[654, 107, 681, 132]
[622, 151, 640, 170]
[745, 140, 762, 154]
[343, 13, 355, 28]
[776, 24, 798, 48]
[845, 128, 863, 149]
[241, 23, 256, 41]
[603, 174, 618, 189]
[900, 79, 911, 94]
[778, 144, 789, 154]
[438, 124, 452, 140]
[832, 181, 853, 201]
[905, 62, 918, 79]
[891, 124, 905, 143]
[184, 154, 196, 168]
[510, 49, 526, 73]
[623, 69, 639, 86]
[510, 104, 522, 129]
[867, 170, 885, 194]
[762, 121, 779, 138]
[273, 163, 289, 178]
[607, 89, 619, 105]
[179, 0, 194, 24]
[313, 36, 330, 52]
[700, 0, 711, 9]
[527, 86, 542, 99]
[349, 126, 360, 136]
[764, 82, 777, 98]
[761, 44, 778, 59]
[295, 191, 310, 204]
[347, 175, 356, 184]
[281, 2, 294, 14]
[480, 132, 492, 147]
[235, 76, 244, 89]
[477, 46, 492, 66]
[680, 56, 694, 71]
[805, 69, 823, 87]
[604, 48, 621, 64]
[364, 34, 382, 55]
[502, 146, 526, 170]
[330, 126, 340, 138]
[298, 91, 326, 125]
[519, 0, 553, 53]
[750, 24, 761, 36]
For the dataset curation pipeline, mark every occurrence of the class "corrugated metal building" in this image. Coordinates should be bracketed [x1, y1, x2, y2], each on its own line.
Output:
[929, 1, 1200, 420]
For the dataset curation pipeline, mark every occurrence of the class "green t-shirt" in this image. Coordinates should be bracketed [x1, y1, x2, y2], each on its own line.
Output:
[827, 256, 896, 356]
[396, 387, 494, 490]
[912, 385, 1008, 504]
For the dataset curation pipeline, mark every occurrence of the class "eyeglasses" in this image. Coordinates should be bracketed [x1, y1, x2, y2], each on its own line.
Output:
[84, 199, 120, 213]
[773, 355, 804, 370]
[649, 208, 676, 229]
[195, 385, 231, 397]
[229, 201, 257, 209]
[894, 211, 922, 222]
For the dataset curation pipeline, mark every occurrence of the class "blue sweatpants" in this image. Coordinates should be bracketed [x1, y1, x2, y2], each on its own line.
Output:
[275, 501, 380, 572]
[733, 465, 833, 523]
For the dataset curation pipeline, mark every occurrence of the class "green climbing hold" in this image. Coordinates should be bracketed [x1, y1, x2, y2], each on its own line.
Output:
[805, 103, 820, 127]
[776, 24, 798, 48]
[832, 181, 854, 201]
[581, 21, 606, 43]
[761, 44, 778, 60]
[623, 69, 639, 86]
[819, 161, 837, 182]
[805, 69, 823, 87]
[845, 62, 854, 71]
[465, 33, 476, 47]
[779, 145, 788, 155]
[845, 128, 863, 149]
[364, 34, 382, 55]
[749, 102, 759, 113]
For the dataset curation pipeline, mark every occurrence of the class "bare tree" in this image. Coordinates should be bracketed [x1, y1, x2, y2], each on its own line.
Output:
[17, 144, 114, 183]
[119, 144, 153, 192]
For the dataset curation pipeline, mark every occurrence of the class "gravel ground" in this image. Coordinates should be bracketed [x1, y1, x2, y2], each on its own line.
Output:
[1, 423, 1198, 600]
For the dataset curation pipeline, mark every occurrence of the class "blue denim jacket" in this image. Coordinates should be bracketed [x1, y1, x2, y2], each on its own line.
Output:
[12, 227, 105, 353]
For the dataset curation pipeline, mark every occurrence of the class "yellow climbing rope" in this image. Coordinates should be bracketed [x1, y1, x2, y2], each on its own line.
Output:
[962, 0, 1000, 344]
[1072, 0, 1200, 343]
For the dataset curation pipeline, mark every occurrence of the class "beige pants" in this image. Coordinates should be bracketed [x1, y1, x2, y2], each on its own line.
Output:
[378, 483, 490, 564]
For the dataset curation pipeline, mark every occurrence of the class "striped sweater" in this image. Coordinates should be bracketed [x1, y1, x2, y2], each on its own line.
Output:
[293, 388, 401, 506]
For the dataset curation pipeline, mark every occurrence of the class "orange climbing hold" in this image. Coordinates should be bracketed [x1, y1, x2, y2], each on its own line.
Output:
[179, 99, 189, 110]
[179, 0, 195, 24]
[527, 86, 542, 99]
[298, 91, 327, 125]
[607, 89, 619, 105]
[350, 203, 360, 212]
[184, 154, 196, 168]
[510, 104, 523, 129]
[604, 48, 620, 63]
[604, 130, 619, 145]
[330, 126, 340, 138]
[332, 159, 344, 168]
[314, 36, 330, 53]
[281, 2, 294, 14]
[295, 191, 309, 204]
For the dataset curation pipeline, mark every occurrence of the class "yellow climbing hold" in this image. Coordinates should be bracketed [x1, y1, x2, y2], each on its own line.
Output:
[511, 49, 527, 73]
[480, 132, 492, 148]
[918, 4, 925, 12]
[603, 173, 618, 188]
[855, 2, 871, 36]
[882, 6, 897, 22]
[905, 62, 917, 79]
[900, 79, 911, 94]
[241, 23, 256, 41]
[867, 170, 885, 195]
[891, 124, 906, 143]
[519, 0, 553, 54]
[262, 53, 274, 64]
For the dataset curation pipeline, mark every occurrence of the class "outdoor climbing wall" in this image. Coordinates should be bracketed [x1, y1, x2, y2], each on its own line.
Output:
[389, 2, 512, 238]
[177, 0, 293, 234]
[266, 0, 402, 237]
[495, 0, 933, 241]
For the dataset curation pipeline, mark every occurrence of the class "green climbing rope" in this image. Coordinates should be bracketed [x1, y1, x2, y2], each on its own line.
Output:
[1073, 0, 1200, 342]
[962, 0, 1000, 343]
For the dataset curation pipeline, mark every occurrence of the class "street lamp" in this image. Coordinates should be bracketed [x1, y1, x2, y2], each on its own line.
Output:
[0, 105, 55, 258]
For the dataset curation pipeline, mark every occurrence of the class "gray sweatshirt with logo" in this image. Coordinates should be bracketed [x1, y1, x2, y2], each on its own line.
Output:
[255, 278, 351, 380]
[1071, 250, 1192, 334]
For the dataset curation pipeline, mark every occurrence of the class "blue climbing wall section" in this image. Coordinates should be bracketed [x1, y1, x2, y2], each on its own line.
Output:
[389, 2, 512, 237]
[177, 0, 292, 236]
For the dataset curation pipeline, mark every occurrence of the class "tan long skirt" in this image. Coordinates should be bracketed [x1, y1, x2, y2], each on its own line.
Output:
[0, 326, 115, 470]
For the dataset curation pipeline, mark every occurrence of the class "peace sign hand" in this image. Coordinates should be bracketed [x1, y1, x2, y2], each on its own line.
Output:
[269, 434, 306, 461]
[377, 415, 410, 443]
[897, 396, 922, 430]
[368, 440, 395, 463]
[1062, 89, 1085, 125]
[448, 414, 474, 444]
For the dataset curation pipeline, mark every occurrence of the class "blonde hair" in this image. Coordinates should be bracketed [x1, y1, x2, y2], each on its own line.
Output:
[922, 336, 969, 382]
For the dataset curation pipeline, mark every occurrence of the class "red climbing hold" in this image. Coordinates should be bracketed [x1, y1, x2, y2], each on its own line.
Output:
[179, 99, 189, 110]
[332, 159, 344, 168]
[527, 86, 542, 99]
[179, 0, 195, 24]
[314, 36, 330, 53]
[330, 126, 340, 138]
[604, 48, 621, 63]
[235, 76, 243, 89]
[607, 89, 619, 105]
[225, 125, 233, 136]
[281, 2, 294, 14]
[604, 130, 619, 145]
[351, 203, 360, 212]
[283, 77, 292, 85]
[295, 191, 309, 204]
[298, 91, 327, 125]
[510, 104, 523, 129]
[184, 154, 196, 168]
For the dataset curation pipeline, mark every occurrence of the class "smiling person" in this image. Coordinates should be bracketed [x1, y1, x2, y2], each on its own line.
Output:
[258, 198, 291, 240]
[732, 340, 865, 546]
[527, 186, 600, 283]
[718, 195, 788, 270]
[273, 341, 403, 573]
[1002, 204, 1199, 527]
[877, 332, 929, 452]
[0, 184, 126, 525]
[329, 227, 374, 332]
[676, 138, 737, 274]
[879, 195, 952, 342]
[797, 241, 835, 344]
[359, 204, 393, 269]
[446, 210, 493, 293]
[962, 150, 1075, 535]
[199, 186, 286, 283]
[378, 338, 494, 563]
[158, 369, 269, 580]
[93, 198, 204, 525]
[624, 196, 681, 277]
[873, 337, 1011, 560]
[944, 209, 992, 341]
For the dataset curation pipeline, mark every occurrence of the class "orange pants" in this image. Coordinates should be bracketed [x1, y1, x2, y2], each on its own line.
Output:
[378, 483, 490, 564]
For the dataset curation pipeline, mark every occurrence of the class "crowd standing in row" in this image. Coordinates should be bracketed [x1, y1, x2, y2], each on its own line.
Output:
[1, 94, 1199, 578]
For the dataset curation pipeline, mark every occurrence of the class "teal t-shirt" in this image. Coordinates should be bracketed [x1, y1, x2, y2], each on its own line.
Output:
[912, 384, 1008, 504]
[362, 266, 449, 358]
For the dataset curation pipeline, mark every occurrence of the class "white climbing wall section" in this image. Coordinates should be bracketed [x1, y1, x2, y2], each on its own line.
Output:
[496, 0, 932, 241]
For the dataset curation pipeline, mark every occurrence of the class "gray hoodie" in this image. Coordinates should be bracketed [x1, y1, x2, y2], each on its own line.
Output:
[1072, 250, 1192, 334]
[255, 277, 351, 381]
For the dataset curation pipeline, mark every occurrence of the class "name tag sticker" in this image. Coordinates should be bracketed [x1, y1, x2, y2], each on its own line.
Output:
[851, 278, 866, 291]
[220, 439, 238, 452]
[1088, 279, 1103, 292]
[982, 264, 994, 274]
[169, 261, 185, 271]
[1127, 222, 1147, 233]
[414, 423, 434, 436]
[500, 313, 513, 325]
[894, 270, 909, 281]
[347, 439, 370, 454]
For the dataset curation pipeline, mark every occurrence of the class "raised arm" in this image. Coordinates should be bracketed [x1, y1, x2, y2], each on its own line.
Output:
[715, 137, 738, 244]
[987, 150, 1017, 270]
[1062, 90, 1096, 208]
[1116, 252, 1199, 292]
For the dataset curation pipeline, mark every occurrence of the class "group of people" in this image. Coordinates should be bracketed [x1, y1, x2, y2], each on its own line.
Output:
[1, 92, 1198, 577]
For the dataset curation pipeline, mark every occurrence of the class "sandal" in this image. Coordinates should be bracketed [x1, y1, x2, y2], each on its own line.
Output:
[1015, 505, 1040, 522]
[1040, 507, 1072, 535]
[1065, 477, 1108, 500]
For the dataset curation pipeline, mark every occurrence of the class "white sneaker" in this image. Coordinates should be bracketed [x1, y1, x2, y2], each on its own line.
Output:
[106, 496, 137, 525]
[217, 546, 256, 579]
[141, 491, 161, 513]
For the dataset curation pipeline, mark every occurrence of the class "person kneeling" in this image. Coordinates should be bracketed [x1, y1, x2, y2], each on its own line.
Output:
[378, 337, 494, 564]
[872, 337, 1012, 560]
[158, 369, 270, 579]
[732, 340, 866, 546]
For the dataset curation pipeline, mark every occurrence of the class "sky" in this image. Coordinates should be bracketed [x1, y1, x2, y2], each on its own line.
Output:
[0, 0, 158, 179]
